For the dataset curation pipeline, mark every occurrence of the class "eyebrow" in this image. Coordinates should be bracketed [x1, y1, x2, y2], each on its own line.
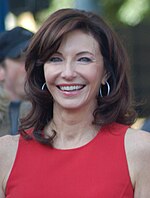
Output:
[76, 51, 94, 56]
[52, 52, 61, 55]
[55, 51, 94, 56]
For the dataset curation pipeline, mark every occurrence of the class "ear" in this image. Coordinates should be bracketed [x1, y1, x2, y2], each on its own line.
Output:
[101, 70, 110, 85]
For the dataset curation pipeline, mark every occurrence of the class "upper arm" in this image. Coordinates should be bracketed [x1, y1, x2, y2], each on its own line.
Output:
[0, 136, 9, 197]
[134, 132, 150, 197]
[0, 167, 5, 198]
[125, 129, 150, 197]
[0, 188, 5, 198]
[0, 135, 19, 197]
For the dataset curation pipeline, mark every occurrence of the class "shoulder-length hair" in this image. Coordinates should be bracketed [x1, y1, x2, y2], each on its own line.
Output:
[20, 8, 137, 145]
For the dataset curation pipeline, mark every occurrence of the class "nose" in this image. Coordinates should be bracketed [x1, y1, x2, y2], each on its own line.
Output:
[61, 61, 77, 80]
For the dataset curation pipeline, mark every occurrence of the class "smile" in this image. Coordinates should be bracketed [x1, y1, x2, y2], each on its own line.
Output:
[57, 85, 85, 92]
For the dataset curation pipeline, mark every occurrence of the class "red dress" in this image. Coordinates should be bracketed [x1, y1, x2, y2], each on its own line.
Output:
[6, 123, 134, 198]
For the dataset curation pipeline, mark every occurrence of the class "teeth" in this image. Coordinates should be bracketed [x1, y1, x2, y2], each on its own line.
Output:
[59, 85, 83, 91]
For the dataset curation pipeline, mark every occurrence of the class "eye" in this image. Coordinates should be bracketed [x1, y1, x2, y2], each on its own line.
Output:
[48, 57, 63, 63]
[77, 57, 92, 63]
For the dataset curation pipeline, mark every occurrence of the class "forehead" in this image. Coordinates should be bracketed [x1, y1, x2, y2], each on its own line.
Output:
[58, 30, 100, 54]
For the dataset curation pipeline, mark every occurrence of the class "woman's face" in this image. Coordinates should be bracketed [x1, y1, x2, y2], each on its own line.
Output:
[44, 30, 106, 111]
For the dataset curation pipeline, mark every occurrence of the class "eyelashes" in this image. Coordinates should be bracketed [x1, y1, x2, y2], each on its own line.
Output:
[48, 56, 95, 64]
[77, 57, 92, 63]
[48, 57, 63, 62]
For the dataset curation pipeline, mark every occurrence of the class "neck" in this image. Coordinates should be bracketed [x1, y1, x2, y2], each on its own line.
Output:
[45, 102, 100, 149]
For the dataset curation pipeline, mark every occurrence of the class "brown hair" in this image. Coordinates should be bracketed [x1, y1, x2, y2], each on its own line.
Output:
[20, 8, 137, 145]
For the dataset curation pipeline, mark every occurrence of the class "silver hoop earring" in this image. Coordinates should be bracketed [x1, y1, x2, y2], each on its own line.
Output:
[41, 82, 46, 90]
[100, 81, 110, 97]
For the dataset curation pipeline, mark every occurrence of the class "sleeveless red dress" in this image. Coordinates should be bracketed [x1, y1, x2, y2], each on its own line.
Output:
[6, 123, 134, 198]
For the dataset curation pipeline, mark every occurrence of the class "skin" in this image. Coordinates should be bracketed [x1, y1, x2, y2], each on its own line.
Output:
[0, 66, 5, 83]
[44, 30, 106, 111]
[125, 129, 150, 197]
[0, 58, 26, 101]
[44, 30, 107, 149]
[0, 30, 150, 197]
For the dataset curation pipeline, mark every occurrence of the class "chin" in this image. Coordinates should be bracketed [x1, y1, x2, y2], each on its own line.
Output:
[56, 100, 89, 111]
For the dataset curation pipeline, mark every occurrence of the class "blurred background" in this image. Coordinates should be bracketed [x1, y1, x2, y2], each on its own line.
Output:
[0, 0, 150, 129]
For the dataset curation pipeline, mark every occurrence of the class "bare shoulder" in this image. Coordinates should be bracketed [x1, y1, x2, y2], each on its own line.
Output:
[0, 135, 20, 196]
[0, 135, 19, 158]
[125, 128, 150, 158]
[125, 128, 150, 197]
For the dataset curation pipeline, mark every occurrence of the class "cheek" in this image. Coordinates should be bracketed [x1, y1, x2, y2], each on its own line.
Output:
[44, 65, 51, 81]
[6, 70, 16, 81]
[82, 66, 104, 84]
[44, 66, 57, 85]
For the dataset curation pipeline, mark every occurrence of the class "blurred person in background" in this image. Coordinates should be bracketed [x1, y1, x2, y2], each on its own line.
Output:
[0, 55, 9, 132]
[0, 27, 34, 136]
[0, 86, 10, 132]
[141, 117, 150, 132]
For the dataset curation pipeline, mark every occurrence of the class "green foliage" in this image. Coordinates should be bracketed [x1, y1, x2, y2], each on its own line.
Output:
[35, 0, 150, 27]
[35, 0, 74, 26]
[101, 0, 150, 26]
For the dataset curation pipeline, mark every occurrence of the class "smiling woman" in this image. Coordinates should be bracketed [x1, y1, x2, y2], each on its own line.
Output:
[44, 30, 105, 111]
[0, 8, 150, 198]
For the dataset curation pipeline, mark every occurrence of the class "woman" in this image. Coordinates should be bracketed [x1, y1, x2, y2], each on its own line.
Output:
[0, 8, 150, 197]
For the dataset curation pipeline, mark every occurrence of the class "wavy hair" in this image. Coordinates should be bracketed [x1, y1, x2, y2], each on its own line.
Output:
[20, 8, 137, 145]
